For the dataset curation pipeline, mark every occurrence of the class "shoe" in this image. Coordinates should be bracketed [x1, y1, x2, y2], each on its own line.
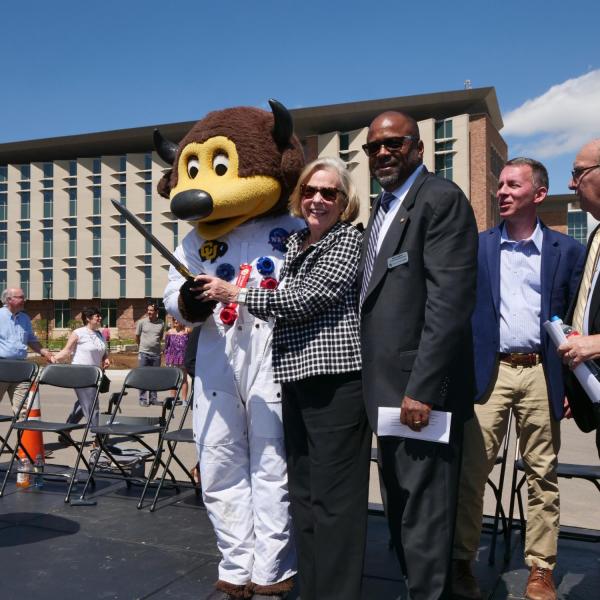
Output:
[524, 562, 556, 600]
[451, 559, 482, 599]
[139, 398, 150, 407]
[88, 448, 100, 470]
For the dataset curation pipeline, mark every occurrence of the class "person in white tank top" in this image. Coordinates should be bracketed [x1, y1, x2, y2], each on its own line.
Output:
[55, 306, 109, 427]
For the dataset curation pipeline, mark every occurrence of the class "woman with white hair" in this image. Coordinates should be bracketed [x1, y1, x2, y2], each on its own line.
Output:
[196, 157, 370, 600]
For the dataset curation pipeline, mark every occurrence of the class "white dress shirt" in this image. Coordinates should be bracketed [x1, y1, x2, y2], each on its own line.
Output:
[375, 165, 424, 253]
[498, 221, 543, 353]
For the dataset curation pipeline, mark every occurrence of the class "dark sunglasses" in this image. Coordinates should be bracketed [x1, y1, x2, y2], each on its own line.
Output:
[300, 184, 343, 202]
[571, 164, 600, 181]
[362, 135, 418, 156]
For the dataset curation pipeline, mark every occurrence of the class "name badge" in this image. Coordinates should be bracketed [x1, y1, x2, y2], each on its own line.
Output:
[387, 252, 408, 269]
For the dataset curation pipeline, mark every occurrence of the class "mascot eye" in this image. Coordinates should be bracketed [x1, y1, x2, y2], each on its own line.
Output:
[213, 153, 229, 176]
[187, 157, 200, 179]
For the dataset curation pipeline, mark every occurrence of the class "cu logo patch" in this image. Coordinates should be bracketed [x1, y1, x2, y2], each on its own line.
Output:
[199, 240, 228, 263]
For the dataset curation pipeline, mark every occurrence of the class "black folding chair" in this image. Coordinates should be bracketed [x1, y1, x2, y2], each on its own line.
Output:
[143, 380, 199, 511]
[0, 364, 103, 502]
[76, 366, 184, 508]
[507, 454, 600, 560]
[486, 408, 513, 565]
[0, 360, 39, 459]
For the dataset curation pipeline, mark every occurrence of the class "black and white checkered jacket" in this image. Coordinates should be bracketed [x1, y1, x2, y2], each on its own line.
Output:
[246, 221, 362, 383]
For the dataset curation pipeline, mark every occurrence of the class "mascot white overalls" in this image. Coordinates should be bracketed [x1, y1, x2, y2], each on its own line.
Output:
[159, 100, 304, 600]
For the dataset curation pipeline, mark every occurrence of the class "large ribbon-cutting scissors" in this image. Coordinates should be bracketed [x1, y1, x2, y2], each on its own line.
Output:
[111, 199, 195, 281]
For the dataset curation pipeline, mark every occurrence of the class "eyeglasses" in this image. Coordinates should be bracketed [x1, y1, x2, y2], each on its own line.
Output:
[9, 295, 25, 300]
[300, 184, 343, 202]
[571, 164, 600, 181]
[362, 136, 418, 156]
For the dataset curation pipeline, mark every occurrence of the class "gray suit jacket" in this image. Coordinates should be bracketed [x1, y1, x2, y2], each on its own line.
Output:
[359, 167, 479, 431]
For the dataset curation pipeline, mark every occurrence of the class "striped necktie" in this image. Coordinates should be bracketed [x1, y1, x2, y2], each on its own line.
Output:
[360, 192, 395, 305]
[572, 228, 600, 333]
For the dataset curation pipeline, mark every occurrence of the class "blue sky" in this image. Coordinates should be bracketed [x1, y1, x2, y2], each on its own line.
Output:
[1, 0, 599, 193]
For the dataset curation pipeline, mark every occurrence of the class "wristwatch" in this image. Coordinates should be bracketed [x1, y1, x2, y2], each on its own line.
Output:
[237, 288, 248, 304]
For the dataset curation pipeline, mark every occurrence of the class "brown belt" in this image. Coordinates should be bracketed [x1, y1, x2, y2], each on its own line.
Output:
[498, 352, 541, 368]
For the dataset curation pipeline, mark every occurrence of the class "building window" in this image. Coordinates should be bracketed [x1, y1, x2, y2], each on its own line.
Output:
[0, 166, 6, 182]
[0, 270, 6, 291]
[145, 182, 152, 212]
[119, 224, 126, 254]
[43, 230, 53, 257]
[92, 268, 101, 298]
[144, 266, 152, 297]
[93, 186, 101, 214]
[20, 231, 30, 258]
[68, 269, 77, 298]
[0, 195, 7, 220]
[435, 153, 453, 181]
[568, 211, 588, 245]
[435, 119, 453, 139]
[145, 224, 152, 254]
[119, 267, 126, 298]
[173, 222, 179, 249]
[20, 164, 30, 180]
[42, 273, 53, 299]
[0, 233, 6, 259]
[92, 227, 101, 256]
[68, 229, 77, 256]
[21, 192, 30, 219]
[69, 160, 77, 177]
[491, 146, 504, 179]
[69, 188, 77, 216]
[20, 272, 30, 298]
[43, 162, 53, 179]
[369, 177, 382, 205]
[119, 155, 127, 172]
[144, 153, 152, 171]
[54, 300, 70, 328]
[93, 158, 101, 174]
[101, 299, 117, 327]
[434, 119, 454, 182]
[43, 190, 53, 218]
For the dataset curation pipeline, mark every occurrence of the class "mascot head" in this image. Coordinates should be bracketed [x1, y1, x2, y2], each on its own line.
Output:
[155, 99, 305, 240]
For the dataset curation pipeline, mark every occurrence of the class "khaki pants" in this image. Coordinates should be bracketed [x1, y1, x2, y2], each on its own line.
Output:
[0, 380, 30, 417]
[453, 361, 560, 569]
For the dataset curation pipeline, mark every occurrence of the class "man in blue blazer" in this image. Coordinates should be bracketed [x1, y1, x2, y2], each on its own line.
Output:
[451, 158, 585, 600]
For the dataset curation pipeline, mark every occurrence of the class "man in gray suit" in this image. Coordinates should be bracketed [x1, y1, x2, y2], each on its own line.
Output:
[359, 111, 478, 599]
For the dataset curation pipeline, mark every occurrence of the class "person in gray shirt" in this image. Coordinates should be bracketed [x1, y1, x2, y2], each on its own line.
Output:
[135, 302, 165, 406]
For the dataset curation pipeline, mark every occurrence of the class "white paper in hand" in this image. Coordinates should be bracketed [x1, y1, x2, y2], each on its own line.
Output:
[377, 406, 452, 444]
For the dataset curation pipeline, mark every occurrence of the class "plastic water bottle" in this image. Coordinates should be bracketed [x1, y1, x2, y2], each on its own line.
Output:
[34, 454, 44, 489]
[550, 315, 600, 379]
[16, 457, 31, 489]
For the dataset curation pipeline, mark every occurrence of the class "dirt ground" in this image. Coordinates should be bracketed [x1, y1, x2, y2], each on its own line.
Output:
[32, 352, 141, 370]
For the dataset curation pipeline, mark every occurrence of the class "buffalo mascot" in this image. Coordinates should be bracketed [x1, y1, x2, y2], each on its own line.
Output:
[159, 100, 304, 600]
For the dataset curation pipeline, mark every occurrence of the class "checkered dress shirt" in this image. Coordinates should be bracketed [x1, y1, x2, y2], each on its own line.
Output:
[246, 221, 363, 383]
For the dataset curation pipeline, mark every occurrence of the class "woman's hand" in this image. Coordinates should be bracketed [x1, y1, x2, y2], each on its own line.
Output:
[191, 275, 240, 304]
[102, 357, 110, 370]
[558, 334, 600, 369]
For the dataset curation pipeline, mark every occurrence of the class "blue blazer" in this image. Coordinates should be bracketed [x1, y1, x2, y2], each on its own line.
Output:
[472, 223, 585, 420]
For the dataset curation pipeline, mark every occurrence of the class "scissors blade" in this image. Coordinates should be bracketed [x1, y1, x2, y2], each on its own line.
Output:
[111, 199, 195, 281]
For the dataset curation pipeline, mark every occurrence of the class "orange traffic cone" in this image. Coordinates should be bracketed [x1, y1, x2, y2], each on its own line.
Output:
[18, 380, 45, 463]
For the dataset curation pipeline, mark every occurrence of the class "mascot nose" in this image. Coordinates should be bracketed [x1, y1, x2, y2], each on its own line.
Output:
[170, 190, 214, 221]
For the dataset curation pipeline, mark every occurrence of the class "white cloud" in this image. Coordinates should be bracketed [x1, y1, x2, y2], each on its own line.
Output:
[503, 70, 600, 158]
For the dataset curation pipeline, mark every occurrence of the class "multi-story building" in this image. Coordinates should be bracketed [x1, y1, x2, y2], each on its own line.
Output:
[0, 87, 510, 338]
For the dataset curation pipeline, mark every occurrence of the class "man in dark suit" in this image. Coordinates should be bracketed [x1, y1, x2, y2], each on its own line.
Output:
[452, 158, 585, 600]
[558, 139, 600, 457]
[359, 111, 478, 599]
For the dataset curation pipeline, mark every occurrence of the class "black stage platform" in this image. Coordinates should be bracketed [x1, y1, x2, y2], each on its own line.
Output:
[0, 474, 598, 599]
